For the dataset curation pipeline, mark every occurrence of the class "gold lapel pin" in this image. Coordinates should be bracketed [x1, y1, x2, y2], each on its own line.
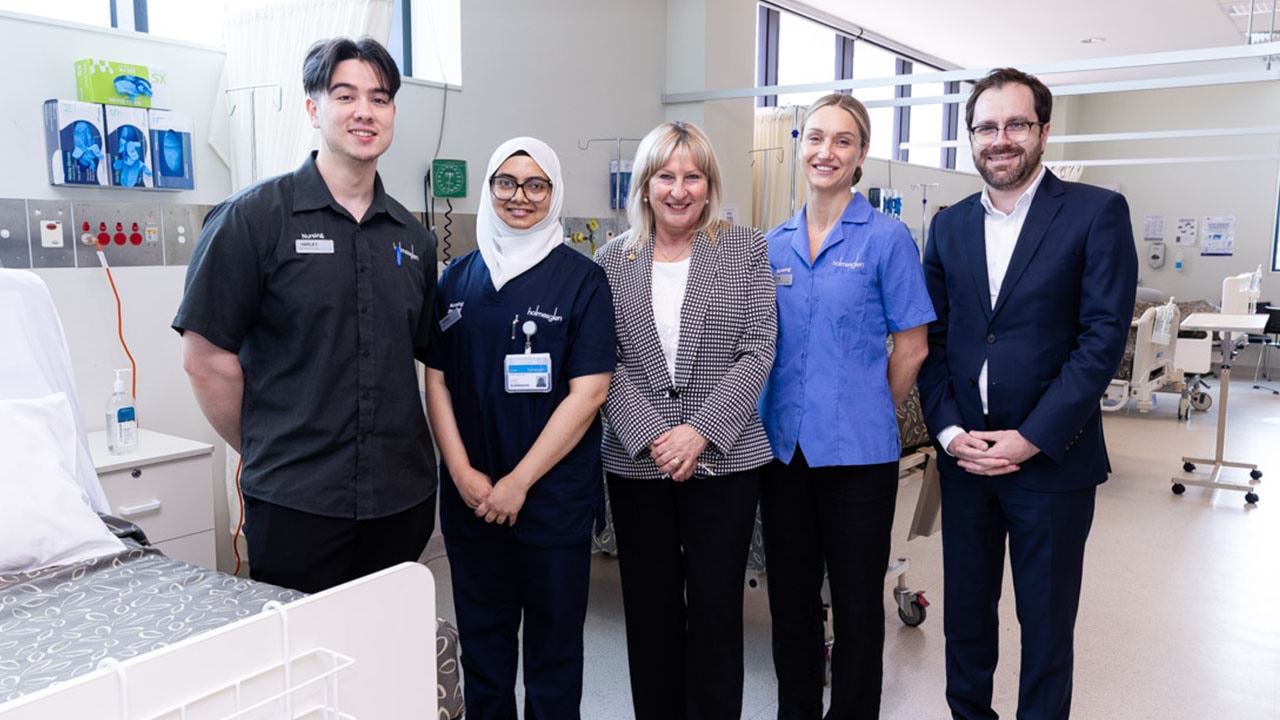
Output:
[627, 252, 636, 261]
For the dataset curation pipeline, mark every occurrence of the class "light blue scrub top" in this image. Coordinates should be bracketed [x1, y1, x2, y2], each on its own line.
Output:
[760, 191, 936, 467]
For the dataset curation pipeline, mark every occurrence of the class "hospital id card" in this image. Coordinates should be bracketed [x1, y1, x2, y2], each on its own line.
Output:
[505, 353, 553, 393]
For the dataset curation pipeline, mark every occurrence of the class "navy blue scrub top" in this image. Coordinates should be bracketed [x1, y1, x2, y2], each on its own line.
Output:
[427, 245, 616, 547]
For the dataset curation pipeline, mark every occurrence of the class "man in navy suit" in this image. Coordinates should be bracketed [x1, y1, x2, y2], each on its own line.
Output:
[917, 67, 1137, 720]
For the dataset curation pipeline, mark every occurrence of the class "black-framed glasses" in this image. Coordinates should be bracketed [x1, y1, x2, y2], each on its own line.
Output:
[969, 120, 1044, 145]
[490, 174, 553, 202]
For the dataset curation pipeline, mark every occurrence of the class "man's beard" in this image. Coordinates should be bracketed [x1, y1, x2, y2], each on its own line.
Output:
[975, 142, 1042, 191]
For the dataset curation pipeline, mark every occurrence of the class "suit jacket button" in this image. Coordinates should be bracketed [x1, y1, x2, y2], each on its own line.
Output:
[668, 388, 679, 398]
[968, 377, 978, 386]
[987, 334, 997, 344]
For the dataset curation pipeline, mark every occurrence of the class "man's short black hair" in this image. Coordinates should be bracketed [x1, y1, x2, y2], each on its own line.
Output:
[965, 67, 1052, 131]
[303, 37, 401, 100]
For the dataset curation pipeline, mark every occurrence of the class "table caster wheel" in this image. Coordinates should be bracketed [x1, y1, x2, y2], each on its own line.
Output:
[1245, 492, 1259, 504]
[1183, 462, 1196, 473]
[898, 600, 927, 627]
[1250, 469, 1263, 480]
[1172, 483, 1186, 495]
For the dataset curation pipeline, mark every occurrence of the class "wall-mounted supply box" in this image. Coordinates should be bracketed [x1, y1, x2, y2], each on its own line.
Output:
[44, 99, 108, 187]
[105, 106, 153, 188]
[75, 58, 155, 108]
[149, 109, 194, 190]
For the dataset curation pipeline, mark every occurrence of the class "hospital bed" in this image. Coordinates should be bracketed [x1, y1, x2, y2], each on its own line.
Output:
[0, 269, 454, 719]
[1103, 299, 1184, 413]
[1102, 292, 1217, 419]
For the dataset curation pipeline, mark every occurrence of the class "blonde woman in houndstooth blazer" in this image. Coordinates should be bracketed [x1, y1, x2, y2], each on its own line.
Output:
[594, 120, 777, 720]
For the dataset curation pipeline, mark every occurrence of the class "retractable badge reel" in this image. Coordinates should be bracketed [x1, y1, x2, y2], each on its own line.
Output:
[505, 320, 553, 393]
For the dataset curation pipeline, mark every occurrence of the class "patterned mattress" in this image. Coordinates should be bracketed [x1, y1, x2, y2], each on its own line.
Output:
[0, 545, 303, 703]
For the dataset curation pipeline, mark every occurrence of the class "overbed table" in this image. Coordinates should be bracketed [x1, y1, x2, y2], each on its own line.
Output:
[1172, 313, 1268, 504]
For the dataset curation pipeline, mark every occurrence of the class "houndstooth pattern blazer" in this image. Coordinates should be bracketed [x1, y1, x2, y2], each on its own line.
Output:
[595, 222, 778, 480]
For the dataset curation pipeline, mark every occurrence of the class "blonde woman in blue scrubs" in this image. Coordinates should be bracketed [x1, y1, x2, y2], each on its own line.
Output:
[759, 93, 935, 719]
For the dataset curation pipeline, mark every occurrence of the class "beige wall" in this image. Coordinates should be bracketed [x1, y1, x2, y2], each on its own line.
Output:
[1066, 82, 1280, 304]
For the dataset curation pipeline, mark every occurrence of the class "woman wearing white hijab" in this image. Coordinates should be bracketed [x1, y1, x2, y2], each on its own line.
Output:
[425, 137, 616, 719]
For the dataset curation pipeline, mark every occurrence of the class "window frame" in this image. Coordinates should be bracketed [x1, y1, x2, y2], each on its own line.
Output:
[756, 2, 955, 170]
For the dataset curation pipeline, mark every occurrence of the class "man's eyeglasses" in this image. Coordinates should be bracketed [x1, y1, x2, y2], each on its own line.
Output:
[969, 120, 1044, 145]
[490, 174, 552, 202]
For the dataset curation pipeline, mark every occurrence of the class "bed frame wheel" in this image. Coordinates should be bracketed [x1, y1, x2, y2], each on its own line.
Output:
[1172, 483, 1186, 495]
[1245, 492, 1259, 504]
[1182, 462, 1196, 473]
[1250, 469, 1263, 481]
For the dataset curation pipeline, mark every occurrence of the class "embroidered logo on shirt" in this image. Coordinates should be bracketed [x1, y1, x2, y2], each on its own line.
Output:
[526, 305, 564, 323]
[832, 260, 865, 270]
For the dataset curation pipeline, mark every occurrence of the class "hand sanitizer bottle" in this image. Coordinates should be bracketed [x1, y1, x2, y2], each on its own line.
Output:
[106, 368, 138, 454]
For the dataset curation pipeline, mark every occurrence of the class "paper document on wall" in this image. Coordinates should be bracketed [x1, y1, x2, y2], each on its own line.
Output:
[1200, 215, 1235, 256]
[1174, 217, 1197, 246]
[1143, 215, 1165, 242]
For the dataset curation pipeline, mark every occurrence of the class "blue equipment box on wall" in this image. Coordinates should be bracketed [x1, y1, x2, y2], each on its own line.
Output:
[44, 99, 108, 186]
[149, 109, 194, 189]
[105, 105, 153, 188]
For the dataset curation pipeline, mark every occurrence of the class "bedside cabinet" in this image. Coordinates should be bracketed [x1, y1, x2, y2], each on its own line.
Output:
[88, 429, 217, 569]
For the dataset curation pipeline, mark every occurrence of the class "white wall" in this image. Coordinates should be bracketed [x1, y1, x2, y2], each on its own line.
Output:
[0, 11, 239, 570]
[0, 1, 668, 573]
[1066, 82, 1280, 304]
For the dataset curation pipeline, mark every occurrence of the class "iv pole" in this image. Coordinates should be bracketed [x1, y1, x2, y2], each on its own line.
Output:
[578, 137, 641, 232]
[910, 182, 940, 255]
[224, 83, 282, 184]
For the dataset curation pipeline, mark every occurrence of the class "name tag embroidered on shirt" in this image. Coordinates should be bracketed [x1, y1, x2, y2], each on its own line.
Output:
[832, 260, 865, 270]
[295, 239, 335, 254]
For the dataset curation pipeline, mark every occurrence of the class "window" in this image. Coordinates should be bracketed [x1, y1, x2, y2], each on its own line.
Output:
[775, 11, 836, 107]
[907, 64, 944, 169]
[400, 0, 461, 85]
[0, 0, 110, 27]
[851, 41, 896, 161]
[1272, 176, 1280, 272]
[755, 4, 954, 168]
[145, 0, 227, 46]
[954, 82, 978, 175]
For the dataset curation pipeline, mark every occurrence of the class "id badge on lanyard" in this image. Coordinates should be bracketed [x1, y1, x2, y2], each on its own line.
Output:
[505, 318, 553, 393]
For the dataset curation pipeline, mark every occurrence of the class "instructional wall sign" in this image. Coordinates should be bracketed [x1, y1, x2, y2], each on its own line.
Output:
[1200, 215, 1235, 257]
[1174, 217, 1197, 246]
[1143, 214, 1165, 242]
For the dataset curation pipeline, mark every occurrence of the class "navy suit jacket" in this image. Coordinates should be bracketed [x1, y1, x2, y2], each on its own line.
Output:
[917, 170, 1138, 492]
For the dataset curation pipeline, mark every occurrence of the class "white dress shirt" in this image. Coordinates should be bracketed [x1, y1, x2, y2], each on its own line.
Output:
[937, 166, 1047, 454]
[652, 257, 691, 381]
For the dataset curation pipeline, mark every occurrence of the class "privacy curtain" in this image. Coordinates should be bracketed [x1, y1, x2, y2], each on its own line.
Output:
[752, 105, 807, 232]
[208, 0, 395, 190]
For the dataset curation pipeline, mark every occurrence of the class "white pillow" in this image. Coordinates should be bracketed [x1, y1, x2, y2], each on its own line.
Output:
[0, 392, 125, 574]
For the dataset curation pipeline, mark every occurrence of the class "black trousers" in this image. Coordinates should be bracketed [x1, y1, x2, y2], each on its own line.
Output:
[607, 469, 762, 720]
[760, 449, 899, 720]
[445, 536, 591, 720]
[243, 493, 435, 593]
